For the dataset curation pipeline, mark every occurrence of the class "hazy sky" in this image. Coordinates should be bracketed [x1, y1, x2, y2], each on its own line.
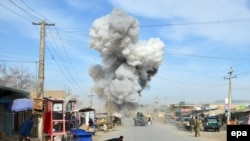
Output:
[1, 0, 250, 106]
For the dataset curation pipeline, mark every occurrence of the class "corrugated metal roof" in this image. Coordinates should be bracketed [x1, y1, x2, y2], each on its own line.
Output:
[0, 85, 30, 103]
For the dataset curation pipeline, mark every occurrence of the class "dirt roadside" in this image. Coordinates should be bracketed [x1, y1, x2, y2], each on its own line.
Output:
[92, 122, 226, 141]
[167, 124, 226, 141]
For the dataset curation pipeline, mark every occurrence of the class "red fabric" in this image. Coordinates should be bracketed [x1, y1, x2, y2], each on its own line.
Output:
[43, 101, 52, 134]
[43, 111, 52, 134]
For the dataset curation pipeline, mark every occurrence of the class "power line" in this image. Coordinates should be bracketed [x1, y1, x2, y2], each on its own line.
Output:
[0, 3, 32, 22]
[21, 0, 50, 22]
[13, 0, 92, 96]
[2, 1, 249, 101]
[53, 26, 90, 92]
[9, 0, 40, 21]
[2, 0, 250, 30]
[6, 0, 91, 96]
[165, 52, 250, 61]
[0, 54, 37, 61]
[139, 18, 250, 28]
[46, 28, 89, 95]
[50, 28, 89, 36]
[54, 18, 250, 34]
[0, 59, 37, 63]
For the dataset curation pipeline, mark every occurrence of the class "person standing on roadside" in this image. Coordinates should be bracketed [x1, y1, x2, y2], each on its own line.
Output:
[146, 113, 152, 126]
[248, 115, 250, 125]
[19, 115, 35, 141]
[194, 116, 201, 137]
[189, 116, 195, 133]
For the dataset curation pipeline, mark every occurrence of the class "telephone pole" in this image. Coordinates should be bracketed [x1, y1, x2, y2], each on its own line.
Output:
[88, 87, 95, 107]
[154, 95, 159, 122]
[107, 87, 111, 115]
[224, 67, 236, 124]
[33, 20, 54, 141]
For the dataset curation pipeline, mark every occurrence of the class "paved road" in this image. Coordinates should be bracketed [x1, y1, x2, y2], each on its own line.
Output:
[93, 118, 224, 141]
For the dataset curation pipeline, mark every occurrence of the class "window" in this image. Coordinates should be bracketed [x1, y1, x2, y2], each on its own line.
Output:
[53, 103, 63, 111]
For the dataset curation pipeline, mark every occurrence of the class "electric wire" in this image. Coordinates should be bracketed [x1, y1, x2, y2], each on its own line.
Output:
[46, 28, 89, 95]
[54, 18, 250, 34]
[0, 1, 90, 96]
[54, 26, 90, 90]
[2, 1, 250, 102]
[165, 52, 250, 61]
[9, 0, 40, 22]
[0, 3, 32, 22]
[139, 18, 250, 28]
[21, 0, 51, 22]
[0, 59, 37, 63]
[14, 0, 91, 96]
[47, 27, 89, 93]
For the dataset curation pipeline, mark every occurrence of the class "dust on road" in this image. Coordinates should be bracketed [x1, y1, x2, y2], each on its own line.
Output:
[92, 118, 226, 141]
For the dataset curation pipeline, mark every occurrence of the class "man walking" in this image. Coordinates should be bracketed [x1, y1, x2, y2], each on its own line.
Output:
[189, 116, 195, 133]
[194, 116, 201, 137]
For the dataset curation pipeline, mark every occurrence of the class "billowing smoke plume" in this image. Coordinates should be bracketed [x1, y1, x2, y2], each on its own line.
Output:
[88, 8, 165, 114]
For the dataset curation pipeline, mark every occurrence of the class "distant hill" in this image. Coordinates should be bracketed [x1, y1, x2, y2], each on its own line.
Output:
[212, 100, 250, 104]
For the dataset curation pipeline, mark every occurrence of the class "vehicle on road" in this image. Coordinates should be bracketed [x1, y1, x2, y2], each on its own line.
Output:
[180, 116, 191, 130]
[202, 115, 221, 132]
[133, 112, 147, 126]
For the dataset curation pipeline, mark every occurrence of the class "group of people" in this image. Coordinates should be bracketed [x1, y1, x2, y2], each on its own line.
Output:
[189, 116, 202, 137]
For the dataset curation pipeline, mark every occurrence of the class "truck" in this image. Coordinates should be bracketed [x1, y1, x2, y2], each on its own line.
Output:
[202, 115, 221, 132]
[133, 112, 148, 126]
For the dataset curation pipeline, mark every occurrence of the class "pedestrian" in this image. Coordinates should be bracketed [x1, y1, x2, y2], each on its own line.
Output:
[248, 115, 250, 125]
[189, 116, 195, 133]
[194, 116, 201, 137]
[88, 118, 94, 132]
[19, 115, 35, 141]
[88, 118, 94, 127]
[146, 113, 152, 125]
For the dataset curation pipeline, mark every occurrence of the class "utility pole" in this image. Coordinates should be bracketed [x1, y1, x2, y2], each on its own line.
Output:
[88, 87, 95, 108]
[154, 95, 159, 122]
[107, 87, 111, 115]
[224, 67, 236, 124]
[164, 96, 168, 113]
[33, 20, 54, 141]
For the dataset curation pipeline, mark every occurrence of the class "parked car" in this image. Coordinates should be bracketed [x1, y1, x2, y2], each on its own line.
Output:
[180, 116, 191, 130]
[202, 116, 221, 132]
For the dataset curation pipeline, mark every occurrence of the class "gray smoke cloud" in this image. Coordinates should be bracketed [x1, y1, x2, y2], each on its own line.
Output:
[88, 8, 165, 113]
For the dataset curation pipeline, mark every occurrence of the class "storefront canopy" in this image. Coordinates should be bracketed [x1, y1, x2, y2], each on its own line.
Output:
[11, 98, 33, 112]
[78, 107, 95, 112]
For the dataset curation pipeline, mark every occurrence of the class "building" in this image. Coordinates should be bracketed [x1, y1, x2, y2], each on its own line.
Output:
[0, 85, 31, 137]
[170, 101, 195, 116]
[30, 90, 68, 100]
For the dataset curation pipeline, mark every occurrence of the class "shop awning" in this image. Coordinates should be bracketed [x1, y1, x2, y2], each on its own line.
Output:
[78, 107, 95, 112]
[11, 98, 33, 112]
[0, 85, 30, 103]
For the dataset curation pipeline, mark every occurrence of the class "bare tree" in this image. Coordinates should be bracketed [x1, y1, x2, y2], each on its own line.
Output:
[0, 65, 35, 90]
[0, 65, 10, 85]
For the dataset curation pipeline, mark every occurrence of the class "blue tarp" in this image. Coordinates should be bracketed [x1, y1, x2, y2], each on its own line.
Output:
[11, 98, 33, 112]
[70, 129, 92, 141]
